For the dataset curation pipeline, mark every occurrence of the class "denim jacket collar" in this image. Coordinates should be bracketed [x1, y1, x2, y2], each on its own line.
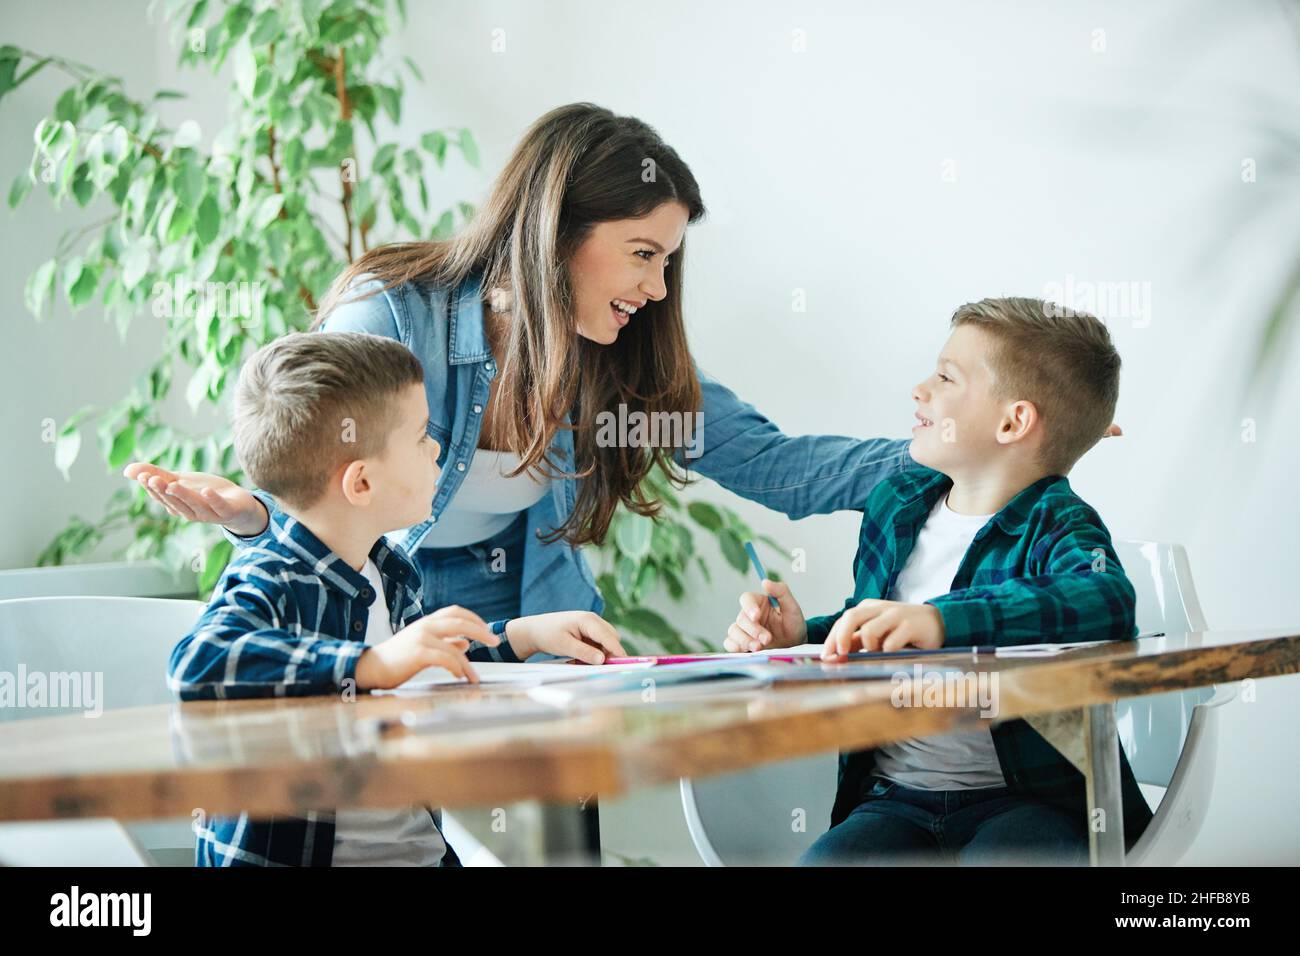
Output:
[447, 273, 492, 366]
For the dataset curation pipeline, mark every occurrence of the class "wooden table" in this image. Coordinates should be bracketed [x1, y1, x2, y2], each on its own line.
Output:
[1, 629, 1296, 865]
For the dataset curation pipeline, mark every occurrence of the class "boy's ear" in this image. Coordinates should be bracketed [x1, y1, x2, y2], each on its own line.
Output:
[996, 399, 1039, 446]
[338, 459, 373, 506]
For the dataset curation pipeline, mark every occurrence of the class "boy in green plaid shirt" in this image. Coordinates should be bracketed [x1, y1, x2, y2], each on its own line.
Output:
[726, 297, 1151, 865]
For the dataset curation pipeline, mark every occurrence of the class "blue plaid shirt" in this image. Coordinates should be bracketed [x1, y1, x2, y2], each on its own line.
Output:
[808, 464, 1154, 849]
[169, 509, 515, 866]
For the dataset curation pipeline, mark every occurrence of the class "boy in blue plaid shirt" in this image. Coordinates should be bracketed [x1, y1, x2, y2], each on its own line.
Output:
[726, 297, 1152, 865]
[170, 331, 624, 866]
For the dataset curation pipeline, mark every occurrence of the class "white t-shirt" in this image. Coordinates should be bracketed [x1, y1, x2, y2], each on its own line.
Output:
[331, 559, 448, 866]
[419, 449, 551, 548]
[871, 491, 1008, 791]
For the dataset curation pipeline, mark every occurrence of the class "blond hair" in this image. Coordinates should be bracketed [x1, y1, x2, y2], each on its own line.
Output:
[951, 297, 1121, 474]
[233, 332, 423, 509]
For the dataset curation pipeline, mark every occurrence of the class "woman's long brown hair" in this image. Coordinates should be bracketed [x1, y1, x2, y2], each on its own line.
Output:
[313, 103, 706, 547]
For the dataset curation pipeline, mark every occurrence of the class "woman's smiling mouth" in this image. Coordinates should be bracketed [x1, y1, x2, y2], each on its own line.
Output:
[610, 298, 642, 327]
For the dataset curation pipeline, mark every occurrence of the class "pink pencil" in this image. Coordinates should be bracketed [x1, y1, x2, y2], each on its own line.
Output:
[578, 653, 803, 666]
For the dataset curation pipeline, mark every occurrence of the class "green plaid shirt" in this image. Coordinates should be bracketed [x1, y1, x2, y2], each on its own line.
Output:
[808, 464, 1152, 849]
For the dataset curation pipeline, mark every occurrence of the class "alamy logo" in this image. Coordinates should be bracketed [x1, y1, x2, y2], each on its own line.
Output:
[594, 402, 704, 459]
[890, 664, 999, 718]
[49, 886, 151, 936]
[0, 666, 103, 717]
[1040, 274, 1151, 328]
[151, 277, 265, 327]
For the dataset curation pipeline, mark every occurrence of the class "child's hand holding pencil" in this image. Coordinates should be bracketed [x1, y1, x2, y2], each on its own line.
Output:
[725, 540, 808, 653]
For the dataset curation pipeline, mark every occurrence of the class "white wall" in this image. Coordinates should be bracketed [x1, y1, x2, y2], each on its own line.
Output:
[2, 0, 1296, 864]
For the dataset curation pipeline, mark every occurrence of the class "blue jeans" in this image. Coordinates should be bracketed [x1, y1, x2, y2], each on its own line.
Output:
[799, 776, 1089, 866]
[411, 512, 527, 621]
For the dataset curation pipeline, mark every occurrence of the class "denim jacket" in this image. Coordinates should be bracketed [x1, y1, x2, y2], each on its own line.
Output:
[227, 272, 913, 619]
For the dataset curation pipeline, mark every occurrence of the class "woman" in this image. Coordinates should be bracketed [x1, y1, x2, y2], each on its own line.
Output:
[125, 102, 914, 645]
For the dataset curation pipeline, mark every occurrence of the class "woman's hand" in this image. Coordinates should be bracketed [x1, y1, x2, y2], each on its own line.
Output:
[725, 579, 808, 652]
[123, 462, 269, 537]
[504, 612, 625, 664]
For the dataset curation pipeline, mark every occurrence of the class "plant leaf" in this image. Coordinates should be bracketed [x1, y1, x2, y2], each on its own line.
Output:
[54, 424, 81, 480]
[121, 238, 151, 290]
[687, 500, 723, 532]
[195, 191, 220, 244]
[718, 529, 750, 574]
[8, 171, 32, 208]
[620, 607, 680, 646]
[457, 128, 479, 168]
[251, 192, 284, 229]
[614, 511, 654, 561]
[106, 422, 136, 470]
[420, 130, 447, 166]
[198, 538, 234, 593]
[24, 258, 57, 318]
[232, 39, 256, 99]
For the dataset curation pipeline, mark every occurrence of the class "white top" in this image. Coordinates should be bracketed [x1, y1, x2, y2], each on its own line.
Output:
[331, 559, 448, 866]
[871, 491, 1008, 791]
[420, 449, 552, 548]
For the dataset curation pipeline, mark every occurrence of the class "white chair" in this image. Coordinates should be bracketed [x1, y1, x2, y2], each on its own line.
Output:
[0, 595, 205, 866]
[679, 541, 1234, 866]
[1115, 543, 1234, 866]
[0, 561, 193, 601]
[439, 812, 505, 867]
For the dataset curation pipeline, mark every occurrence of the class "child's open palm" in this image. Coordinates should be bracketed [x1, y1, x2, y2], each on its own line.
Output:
[123, 462, 267, 536]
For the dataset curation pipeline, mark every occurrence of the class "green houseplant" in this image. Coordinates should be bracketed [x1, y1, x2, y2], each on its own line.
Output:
[2, 0, 783, 654]
[3, 0, 481, 590]
[597, 468, 785, 653]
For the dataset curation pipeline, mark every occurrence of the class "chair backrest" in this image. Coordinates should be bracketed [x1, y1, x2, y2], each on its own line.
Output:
[0, 596, 204, 721]
[1112, 542, 1212, 787]
[0, 562, 194, 601]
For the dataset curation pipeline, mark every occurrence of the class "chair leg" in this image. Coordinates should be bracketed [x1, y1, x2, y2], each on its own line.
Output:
[1084, 702, 1126, 866]
[535, 798, 602, 865]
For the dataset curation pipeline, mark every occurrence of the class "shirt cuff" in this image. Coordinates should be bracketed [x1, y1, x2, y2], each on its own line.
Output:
[466, 618, 520, 663]
[804, 614, 834, 646]
[925, 597, 996, 648]
[323, 640, 367, 691]
[221, 490, 277, 548]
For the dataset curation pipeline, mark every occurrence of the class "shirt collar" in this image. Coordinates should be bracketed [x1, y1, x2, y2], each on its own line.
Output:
[448, 272, 493, 365]
[268, 510, 409, 600]
[890, 466, 1068, 536]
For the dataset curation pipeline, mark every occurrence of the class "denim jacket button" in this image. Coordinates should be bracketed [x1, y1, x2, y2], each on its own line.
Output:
[472, 404, 482, 414]
[456, 462, 466, 471]
[360, 588, 372, 600]
[352, 620, 364, 633]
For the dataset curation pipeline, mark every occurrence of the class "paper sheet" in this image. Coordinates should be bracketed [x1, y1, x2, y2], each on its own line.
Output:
[381, 659, 654, 693]
[994, 640, 1113, 657]
[760, 640, 1121, 658]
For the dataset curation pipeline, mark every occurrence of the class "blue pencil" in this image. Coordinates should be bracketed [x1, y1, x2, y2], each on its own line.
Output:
[743, 540, 781, 610]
